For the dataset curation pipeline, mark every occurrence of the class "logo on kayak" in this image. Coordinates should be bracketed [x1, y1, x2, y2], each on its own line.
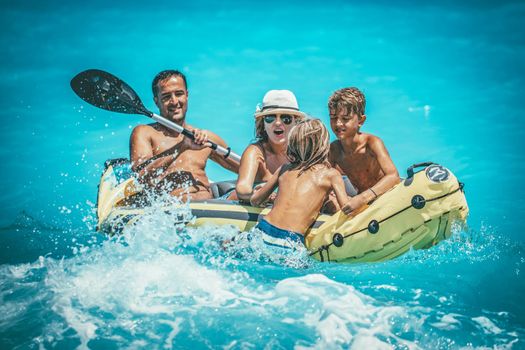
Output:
[426, 165, 450, 183]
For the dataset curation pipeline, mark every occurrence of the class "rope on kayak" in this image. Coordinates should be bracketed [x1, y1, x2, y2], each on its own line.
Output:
[309, 184, 464, 260]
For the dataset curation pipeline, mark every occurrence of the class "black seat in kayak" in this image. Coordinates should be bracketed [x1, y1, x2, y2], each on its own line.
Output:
[210, 180, 237, 198]
[342, 176, 358, 197]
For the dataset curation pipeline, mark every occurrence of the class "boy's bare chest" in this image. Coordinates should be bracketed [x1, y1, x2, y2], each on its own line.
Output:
[335, 150, 382, 190]
[337, 145, 371, 167]
[338, 155, 377, 175]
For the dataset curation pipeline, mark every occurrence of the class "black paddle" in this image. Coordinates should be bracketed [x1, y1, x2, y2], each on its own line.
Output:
[70, 69, 240, 162]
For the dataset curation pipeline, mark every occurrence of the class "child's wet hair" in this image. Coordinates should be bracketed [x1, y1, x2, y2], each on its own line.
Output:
[287, 119, 330, 174]
[328, 87, 366, 116]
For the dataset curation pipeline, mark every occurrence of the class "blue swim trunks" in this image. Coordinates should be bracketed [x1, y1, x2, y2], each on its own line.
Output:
[255, 218, 305, 249]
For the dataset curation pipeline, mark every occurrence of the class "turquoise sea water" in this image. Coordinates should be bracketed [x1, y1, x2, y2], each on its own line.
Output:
[1, 1, 524, 348]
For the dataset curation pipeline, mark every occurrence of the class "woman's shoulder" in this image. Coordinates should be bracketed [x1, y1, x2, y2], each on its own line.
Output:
[244, 142, 266, 156]
[241, 142, 267, 161]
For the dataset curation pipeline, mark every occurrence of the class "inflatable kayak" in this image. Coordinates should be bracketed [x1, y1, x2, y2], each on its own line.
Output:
[97, 159, 468, 263]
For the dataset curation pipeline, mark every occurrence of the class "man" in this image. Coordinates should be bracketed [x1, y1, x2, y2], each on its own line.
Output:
[130, 70, 239, 201]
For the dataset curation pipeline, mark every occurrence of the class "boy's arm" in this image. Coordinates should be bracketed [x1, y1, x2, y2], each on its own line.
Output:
[249, 166, 282, 207]
[341, 136, 400, 214]
[367, 136, 400, 196]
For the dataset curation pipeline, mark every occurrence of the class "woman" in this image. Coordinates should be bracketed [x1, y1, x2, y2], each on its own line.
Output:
[234, 90, 306, 203]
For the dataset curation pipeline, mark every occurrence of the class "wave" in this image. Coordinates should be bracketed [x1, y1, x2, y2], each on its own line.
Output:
[1, 201, 524, 348]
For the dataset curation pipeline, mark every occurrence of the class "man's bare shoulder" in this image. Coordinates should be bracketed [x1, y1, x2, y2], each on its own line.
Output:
[131, 123, 160, 137]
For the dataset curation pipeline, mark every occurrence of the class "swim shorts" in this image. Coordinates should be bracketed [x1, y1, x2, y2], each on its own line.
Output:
[255, 218, 305, 249]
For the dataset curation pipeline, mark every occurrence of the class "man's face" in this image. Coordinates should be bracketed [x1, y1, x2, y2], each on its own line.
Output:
[329, 107, 364, 140]
[154, 76, 188, 122]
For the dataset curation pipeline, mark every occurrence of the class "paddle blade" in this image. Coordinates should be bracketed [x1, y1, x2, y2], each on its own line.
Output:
[71, 69, 151, 116]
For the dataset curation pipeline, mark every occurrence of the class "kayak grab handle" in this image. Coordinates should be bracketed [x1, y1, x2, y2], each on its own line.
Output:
[406, 162, 436, 178]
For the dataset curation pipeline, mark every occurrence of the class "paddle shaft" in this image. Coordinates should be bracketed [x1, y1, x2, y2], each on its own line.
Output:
[148, 112, 241, 163]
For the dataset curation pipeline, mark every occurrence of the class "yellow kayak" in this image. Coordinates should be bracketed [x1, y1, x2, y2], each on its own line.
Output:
[97, 159, 468, 263]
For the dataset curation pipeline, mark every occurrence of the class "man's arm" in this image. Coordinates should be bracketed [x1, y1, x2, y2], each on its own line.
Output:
[130, 125, 153, 170]
[130, 125, 174, 183]
[203, 131, 240, 174]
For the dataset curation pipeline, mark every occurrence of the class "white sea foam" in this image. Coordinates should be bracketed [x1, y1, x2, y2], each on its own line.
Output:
[430, 313, 462, 330]
[275, 274, 417, 349]
[375, 284, 398, 291]
[472, 316, 503, 335]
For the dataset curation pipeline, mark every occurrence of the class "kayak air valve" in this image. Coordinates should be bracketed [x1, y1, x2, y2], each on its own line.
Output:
[333, 233, 344, 247]
[411, 195, 426, 209]
[368, 220, 379, 234]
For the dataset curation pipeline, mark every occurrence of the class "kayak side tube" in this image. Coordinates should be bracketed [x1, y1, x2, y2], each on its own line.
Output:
[306, 166, 468, 263]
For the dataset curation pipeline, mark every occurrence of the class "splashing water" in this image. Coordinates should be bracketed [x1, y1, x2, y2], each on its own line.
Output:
[1, 198, 523, 349]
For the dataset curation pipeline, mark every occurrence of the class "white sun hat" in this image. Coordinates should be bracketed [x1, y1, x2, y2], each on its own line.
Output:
[254, 90, 305, 118]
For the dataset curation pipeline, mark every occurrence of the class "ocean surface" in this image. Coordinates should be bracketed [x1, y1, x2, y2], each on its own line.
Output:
[1, 0, 524, 348]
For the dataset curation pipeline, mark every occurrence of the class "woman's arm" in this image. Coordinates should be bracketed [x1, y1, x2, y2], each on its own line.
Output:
[236, 145, 263, 202]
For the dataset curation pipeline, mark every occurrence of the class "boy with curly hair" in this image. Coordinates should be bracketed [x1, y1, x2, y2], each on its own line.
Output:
[328, 87, 400, 214]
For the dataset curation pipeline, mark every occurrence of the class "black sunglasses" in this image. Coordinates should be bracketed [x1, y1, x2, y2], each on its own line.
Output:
[263, 114, 295, 125]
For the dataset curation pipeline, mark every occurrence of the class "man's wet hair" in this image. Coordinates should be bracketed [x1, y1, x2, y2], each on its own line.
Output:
[152, 70, 188, 96]
[328, 87, 366, 117]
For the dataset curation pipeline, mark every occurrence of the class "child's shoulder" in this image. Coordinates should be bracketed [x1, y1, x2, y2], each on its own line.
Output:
[361, 132, 385, 147]
[311, 163, 338, 177]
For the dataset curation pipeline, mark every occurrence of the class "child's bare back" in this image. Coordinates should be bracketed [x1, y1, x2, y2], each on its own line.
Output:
[250, 119, 350, 249]
[264, 164, 346, 234]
